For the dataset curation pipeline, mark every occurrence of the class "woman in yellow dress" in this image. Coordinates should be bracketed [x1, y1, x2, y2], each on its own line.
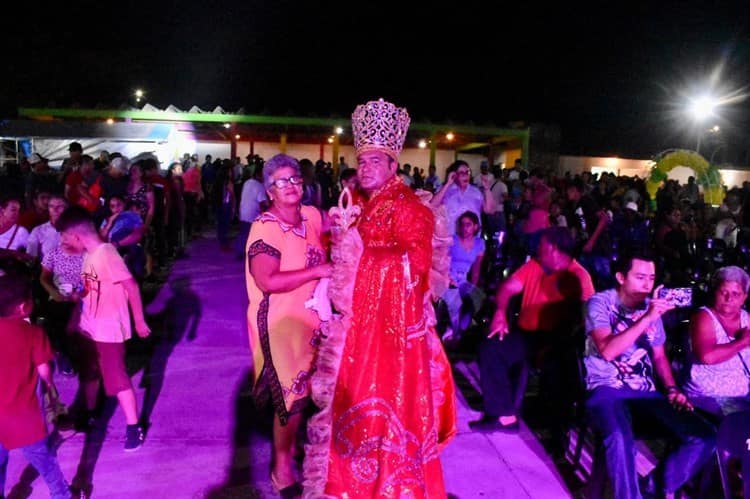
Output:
[245, 153, 331, 495]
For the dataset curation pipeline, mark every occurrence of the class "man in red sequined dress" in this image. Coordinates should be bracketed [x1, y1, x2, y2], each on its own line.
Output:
[304, 99, 457, 498]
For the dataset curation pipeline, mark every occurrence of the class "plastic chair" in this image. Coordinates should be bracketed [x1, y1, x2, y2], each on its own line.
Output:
[716, 410, 750, 499]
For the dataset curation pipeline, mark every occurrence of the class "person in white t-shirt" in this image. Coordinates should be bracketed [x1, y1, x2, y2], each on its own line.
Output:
[26, 194, 68, 262]
[473, 161, 495, 189]
[0, 196, 30, 253]
[236, 163, 269, 258]
[486, 164, 508, 235]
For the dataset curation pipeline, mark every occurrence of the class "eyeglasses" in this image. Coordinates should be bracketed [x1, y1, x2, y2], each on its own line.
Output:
[271, 175, 304, 188]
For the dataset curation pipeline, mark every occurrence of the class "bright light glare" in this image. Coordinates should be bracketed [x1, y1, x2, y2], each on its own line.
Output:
[223, 123, 231, 129]
[135, 89, 144, 98]
[335, 127, 343, 135]
[688, 95, 718, 122]
[418, 139, 427, 149]
[711, 125, 720, 132]
[446, 132, 455, 141]
[106, 118, 114, 125]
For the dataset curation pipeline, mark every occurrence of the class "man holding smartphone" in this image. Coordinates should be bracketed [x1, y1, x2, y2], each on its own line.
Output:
[583, 247, 716, 499]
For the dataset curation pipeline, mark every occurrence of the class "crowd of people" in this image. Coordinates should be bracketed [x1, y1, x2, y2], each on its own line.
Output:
[2, 107, 750, 497]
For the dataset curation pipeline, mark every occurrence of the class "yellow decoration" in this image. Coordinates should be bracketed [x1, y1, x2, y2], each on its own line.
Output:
[646, 149, 725, 207]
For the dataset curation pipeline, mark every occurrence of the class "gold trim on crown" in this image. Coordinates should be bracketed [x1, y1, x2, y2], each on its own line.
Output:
[351, 98, 410, 160]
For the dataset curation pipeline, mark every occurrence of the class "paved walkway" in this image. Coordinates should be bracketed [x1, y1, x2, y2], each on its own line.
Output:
[6, 233, 573, 498]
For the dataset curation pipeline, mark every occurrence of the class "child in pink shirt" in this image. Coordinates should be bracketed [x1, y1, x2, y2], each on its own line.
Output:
[58, 206, 151, 452]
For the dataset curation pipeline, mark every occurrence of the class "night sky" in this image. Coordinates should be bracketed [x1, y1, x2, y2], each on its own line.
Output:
[3, 1, 750, 159]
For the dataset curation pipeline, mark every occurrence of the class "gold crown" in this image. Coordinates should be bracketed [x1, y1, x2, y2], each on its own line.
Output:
[351, 98, 410, 160]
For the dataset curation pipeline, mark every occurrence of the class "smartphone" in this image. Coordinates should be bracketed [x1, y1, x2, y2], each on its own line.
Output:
[658, 287, 693, 308]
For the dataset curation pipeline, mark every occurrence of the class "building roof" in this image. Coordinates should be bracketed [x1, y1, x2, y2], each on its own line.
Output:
[17, 104, 529, 154]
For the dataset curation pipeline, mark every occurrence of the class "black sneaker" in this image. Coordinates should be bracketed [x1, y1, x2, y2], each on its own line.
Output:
[57, 354, 76, 377]
[124, 424, 144, 452]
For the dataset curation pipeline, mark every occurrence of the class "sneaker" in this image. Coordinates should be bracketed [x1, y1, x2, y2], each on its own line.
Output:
[124, 424, 145, 452]
[441, 327, 455, 342]
[57, 354, 76, 377]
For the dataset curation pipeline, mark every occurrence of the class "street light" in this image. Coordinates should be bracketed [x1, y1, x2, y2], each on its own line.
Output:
[134, 89, 144, 104]
[687, 94, 718, 154]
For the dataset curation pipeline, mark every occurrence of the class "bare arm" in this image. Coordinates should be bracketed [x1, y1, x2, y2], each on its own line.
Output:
[652, 344, 693, 410]
[430, 172, 456, 209]
[121, 277, 150, 337]
[487, 275, 523, 339]
[145, 190, 155, 229]
[40, 267, 66, 302]
[100, 215, 116, 239]
[691, 309, 750, 364]
[583, 209, 609, 252]
[250, 252, 331, 294]
[114, 226, 145, 248]
[469, 253, 484, 286]
[480, 176, 496, 214]
[652, 344, 678, 389]
[37, 362, 54, 388]
[76, 182, 96, 206]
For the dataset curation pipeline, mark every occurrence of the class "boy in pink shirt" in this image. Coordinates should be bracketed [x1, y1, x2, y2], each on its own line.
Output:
[58, 206, 151, 451]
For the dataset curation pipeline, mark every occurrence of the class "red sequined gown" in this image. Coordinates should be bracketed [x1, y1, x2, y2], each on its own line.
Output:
[305, 176, 457, 498]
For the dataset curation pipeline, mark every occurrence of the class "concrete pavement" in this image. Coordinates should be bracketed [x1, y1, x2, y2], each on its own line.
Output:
[6, 233, 573, 498]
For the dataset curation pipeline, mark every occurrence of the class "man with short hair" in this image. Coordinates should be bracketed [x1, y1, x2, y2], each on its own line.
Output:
[26, 193, 66, 261]
[471, 227, 595, 435]
[25, 153, 60, 206]
[486, 163, 508, 236]
[61, 142, 83, 181]
[473, 160, 495, 188]
[19, 188, 50, 230]
[182, 160, 203, 238]
[583, 248, 716, 499]
[58, 206, 151, 451]
[425, 164, 442, 192]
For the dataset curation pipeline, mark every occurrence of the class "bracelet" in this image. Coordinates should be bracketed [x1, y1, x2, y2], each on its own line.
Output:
[665, 385, 680, 393]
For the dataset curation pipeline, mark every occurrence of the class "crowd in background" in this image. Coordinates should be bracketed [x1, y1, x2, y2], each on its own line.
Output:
[2, 143, 749, 497]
